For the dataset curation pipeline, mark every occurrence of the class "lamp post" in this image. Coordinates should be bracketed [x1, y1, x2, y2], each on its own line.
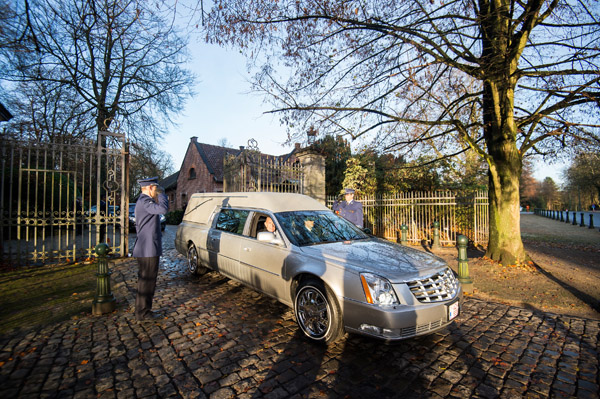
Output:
[457, 235, 473, 293]
[432, 221, 441, 249]
[400, 224, 408, 245]
[92, 243, 116, 315]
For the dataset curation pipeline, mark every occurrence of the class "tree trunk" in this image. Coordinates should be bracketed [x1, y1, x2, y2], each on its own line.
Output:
[478, 0, 530, 265]
[486, 156, 528, 265]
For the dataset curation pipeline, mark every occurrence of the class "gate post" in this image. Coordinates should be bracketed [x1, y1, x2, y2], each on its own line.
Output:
[92, 243, 116, 315]
[296, 148, 325, 204]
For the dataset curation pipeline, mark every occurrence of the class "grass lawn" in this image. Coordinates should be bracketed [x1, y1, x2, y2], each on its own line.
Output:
[0, 262, 97, 336]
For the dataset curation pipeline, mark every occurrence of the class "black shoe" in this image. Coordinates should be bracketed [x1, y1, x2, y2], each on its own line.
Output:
[144, 311, 164, 320]
[137, 311, 164, 322]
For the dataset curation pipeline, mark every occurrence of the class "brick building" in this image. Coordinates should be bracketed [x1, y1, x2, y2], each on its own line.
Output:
[166, 137, 300, 210]
[161, 137, 325, 211]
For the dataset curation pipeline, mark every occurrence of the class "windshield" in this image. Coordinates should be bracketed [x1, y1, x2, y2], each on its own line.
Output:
[276, 211, 368, 246]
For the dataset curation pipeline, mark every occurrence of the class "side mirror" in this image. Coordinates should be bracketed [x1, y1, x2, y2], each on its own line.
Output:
[362, 227, 372, 235]
[257, 231, 284, 246]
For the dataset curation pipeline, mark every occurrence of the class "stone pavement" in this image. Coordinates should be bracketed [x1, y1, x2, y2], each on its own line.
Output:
[1, 229, 599, 398]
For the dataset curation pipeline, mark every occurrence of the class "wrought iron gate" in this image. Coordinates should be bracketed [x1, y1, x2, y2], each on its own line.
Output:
[0, 131, 129, 267]
[223, 139, 304, 193]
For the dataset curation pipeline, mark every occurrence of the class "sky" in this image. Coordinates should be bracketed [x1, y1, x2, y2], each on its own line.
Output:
[163, 41, 294, 169]
[163, 41, 568, 185]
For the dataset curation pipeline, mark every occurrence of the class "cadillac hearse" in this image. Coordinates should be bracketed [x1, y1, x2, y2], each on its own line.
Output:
[175, 192, 462, 343]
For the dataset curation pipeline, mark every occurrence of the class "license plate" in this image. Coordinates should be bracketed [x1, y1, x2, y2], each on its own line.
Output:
[448, 301, 460, 321]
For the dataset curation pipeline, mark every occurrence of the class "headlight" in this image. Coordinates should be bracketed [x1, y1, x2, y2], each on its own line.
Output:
[360, 273, 399, 305]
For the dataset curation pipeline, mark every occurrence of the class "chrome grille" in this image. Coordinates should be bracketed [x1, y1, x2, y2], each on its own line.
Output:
[407, 268, 459, 303]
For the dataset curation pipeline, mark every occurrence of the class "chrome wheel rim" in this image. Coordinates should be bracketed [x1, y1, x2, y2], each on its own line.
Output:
[187, 246, 198, 274]
[296, 286, 330, 338]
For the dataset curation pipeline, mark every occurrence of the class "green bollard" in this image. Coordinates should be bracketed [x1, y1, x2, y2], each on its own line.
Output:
[400, 224, 408, 245]
[92, 243, 116, 315]
[432, 221, 441, 249]
[457, 235, 473, 293]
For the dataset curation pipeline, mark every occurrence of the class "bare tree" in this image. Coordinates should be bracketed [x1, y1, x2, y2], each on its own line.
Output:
[1, 79, 95, 142]
[564, 152, 600, 209]
[203, 0, 600, 264]
[128, 143, 174, 200]
[1, 0, 194, 144]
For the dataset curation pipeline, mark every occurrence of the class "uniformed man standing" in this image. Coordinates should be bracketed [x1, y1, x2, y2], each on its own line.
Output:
[333, 188, 364, 228]
[132, 177, 169, 321]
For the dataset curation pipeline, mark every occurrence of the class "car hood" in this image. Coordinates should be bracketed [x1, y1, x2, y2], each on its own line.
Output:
[298, 238, 449, 282]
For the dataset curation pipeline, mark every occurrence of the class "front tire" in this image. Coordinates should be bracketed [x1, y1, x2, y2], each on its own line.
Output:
[294, 278, 344, 344]
[187, 243, 207, 276]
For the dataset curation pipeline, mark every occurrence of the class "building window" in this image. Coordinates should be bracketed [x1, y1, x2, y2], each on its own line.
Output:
[189, 168, 196, 180]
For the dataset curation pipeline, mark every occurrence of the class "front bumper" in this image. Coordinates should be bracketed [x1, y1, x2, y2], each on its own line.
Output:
[342, 287, 463, 341]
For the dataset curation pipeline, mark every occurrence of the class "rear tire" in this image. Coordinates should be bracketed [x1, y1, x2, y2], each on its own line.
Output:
[187, 243, 207, 276]
[294, 278, 344, 344]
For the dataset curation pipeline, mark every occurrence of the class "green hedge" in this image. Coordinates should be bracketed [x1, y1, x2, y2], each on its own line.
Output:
[165, 210, 184, 225]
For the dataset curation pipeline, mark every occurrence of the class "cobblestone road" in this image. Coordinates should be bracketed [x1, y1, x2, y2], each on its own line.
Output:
[1, 227, 599, 398]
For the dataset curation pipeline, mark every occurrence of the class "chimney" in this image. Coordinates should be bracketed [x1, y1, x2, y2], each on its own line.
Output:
[191, 136, 198, 143]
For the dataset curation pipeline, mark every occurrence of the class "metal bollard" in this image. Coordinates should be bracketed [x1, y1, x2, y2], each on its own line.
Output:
[92, 243, 116, 315]
[565, 211, 570, 223]
[572, 212, 577, 225]
[589, 214, 594, 229]
[457, 235, 473, 293]
[400, 224, 408, 245]
[432, 221, 441, 249]
[580, 213, 585, 227]
[560, 211, 564, 222]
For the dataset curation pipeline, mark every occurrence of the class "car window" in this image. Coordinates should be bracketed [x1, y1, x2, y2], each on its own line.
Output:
[249, 214, 268, 238]
[215, 208, 250, 235]
[277, 211, 367, 246]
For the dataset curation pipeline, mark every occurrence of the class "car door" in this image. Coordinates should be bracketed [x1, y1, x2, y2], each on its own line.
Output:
[238, 212, 290, 301]
[206, 208, 250, 279]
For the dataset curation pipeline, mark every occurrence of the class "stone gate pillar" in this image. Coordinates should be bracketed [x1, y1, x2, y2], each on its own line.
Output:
[296, 149, 326, 205]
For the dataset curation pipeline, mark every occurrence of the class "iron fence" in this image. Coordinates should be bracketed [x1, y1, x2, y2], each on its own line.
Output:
[327, 191, 489, 246]
[0, 132, 129, 267]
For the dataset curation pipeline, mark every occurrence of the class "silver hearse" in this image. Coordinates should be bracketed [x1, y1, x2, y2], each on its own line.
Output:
[175, 192, 462, 344]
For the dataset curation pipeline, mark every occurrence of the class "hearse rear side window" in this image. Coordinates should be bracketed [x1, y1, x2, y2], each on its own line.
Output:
[215, 209, 249, 235]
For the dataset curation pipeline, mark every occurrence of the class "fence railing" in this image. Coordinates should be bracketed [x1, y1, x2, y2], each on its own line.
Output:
[327, 191, 489, 246]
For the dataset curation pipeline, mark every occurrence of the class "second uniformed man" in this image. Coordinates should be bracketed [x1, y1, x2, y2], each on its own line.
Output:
[333, 188, 364, 228]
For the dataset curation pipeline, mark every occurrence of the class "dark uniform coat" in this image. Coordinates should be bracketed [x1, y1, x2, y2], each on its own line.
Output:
[132, 193, 169, 257]
[333, 200, 364, 228]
